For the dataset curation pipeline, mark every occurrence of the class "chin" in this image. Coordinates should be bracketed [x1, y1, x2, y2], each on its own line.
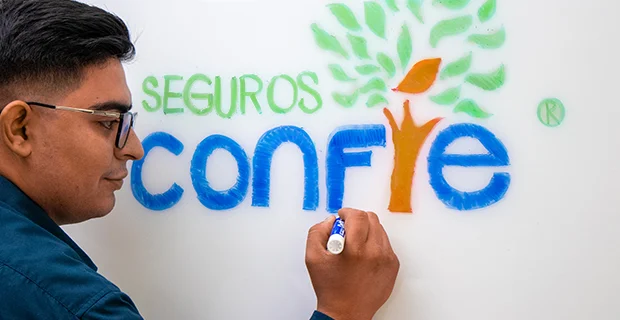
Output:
[99, 195, 117, 216]
[56, 194, 116, 225]
[86, 195, 116, 221]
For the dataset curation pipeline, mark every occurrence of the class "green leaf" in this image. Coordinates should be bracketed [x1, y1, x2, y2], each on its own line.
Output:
[359, 77, 387, 93]
[429, 15, 473, 48]
[465, 64, 505, 91]
[468, 27, 506, 49]
[311, 23, 349, 59]
[327, 4, 361, 31]
[385, 0, 399, 11]
[332, 91, 359, 107]
[453, 99, 492, 118]
[347, 34, 371, 60]
[478, 0, 496, 22]
[406, 0, 424, 23]
[430, 86, 461, 105]
[328, 64, 356, 81]
[377, 53, 396, 78]
[397, 24, 413, 71]
[355, 64, 381, 75]
[366, 93, 389, 107]
[440, 51, 472, 79]
[433, 0, 471, 10]
[365, 2, 387, 39]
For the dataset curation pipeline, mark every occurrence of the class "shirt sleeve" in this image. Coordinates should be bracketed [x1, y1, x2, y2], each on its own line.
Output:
[81, 290, 143, 320]
[310, 310, 335, 320]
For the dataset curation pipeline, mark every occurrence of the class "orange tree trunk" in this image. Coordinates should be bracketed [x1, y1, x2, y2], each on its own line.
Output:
[383, 100, 442, 213]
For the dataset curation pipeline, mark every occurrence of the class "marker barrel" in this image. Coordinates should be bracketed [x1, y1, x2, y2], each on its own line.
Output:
[327, 217, 345, 254]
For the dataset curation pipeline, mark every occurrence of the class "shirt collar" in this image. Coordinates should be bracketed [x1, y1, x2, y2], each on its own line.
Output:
[0, 176, 98, 271]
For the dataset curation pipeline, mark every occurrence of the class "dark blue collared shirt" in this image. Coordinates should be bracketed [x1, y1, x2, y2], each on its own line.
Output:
[0, 175, 335, 319]
[0, 176, 143, 319]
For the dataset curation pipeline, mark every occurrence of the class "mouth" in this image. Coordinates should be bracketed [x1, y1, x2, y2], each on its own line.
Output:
[104, 172, 128, 190]
[105, 178, 124, 190]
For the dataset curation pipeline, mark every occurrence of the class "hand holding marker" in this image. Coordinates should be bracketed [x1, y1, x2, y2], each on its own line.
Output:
[327, 217, 345, 254]
[305, 208, 400, 320]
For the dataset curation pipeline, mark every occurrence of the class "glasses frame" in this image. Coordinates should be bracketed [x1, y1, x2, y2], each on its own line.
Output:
[25, 101, 137, 149]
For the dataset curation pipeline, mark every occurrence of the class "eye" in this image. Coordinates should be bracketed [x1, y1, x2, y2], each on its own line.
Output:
[99, 120, 119, 130]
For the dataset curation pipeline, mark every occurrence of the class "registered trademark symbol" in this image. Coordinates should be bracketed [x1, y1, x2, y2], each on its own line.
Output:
[537, 98, 565, 127]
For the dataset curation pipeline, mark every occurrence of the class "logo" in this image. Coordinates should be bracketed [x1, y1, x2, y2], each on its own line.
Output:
[131, 0, 557, 215]
[310, 0, 507, 213]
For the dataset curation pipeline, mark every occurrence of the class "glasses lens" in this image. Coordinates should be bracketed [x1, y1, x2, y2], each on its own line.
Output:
[117, 113, 133, 148]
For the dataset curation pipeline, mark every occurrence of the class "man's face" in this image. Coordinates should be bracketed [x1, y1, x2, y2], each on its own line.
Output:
[26, 59, 144, 224]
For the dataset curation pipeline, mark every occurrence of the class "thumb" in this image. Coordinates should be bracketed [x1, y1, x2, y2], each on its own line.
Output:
[306, 215, 337, 253]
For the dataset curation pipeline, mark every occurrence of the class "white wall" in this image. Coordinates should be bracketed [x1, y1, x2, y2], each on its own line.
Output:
[66, 0, 620, 319]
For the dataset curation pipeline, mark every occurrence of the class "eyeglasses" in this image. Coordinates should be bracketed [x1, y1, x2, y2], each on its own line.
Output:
[25, 101, 137, 149]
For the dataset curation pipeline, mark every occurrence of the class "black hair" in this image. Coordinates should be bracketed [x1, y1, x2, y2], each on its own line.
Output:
[0, 0, 135, 102]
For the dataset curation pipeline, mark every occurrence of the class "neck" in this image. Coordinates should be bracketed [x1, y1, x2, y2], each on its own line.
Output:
[0, 165, 65, 225]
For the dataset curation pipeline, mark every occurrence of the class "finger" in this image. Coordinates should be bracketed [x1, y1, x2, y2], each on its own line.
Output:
[366, 211, 387, 246]
[338, 208, 370, 251]
[378, 221, 396, 255]
[306, 215, 337, 253]
[367, 211, 398, 256]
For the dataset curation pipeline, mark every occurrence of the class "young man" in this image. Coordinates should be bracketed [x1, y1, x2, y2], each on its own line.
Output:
[0, 0, 400, 319]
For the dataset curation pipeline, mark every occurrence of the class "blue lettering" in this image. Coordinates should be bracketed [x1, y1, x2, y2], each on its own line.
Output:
[252, 126, 319, 210]
[131, 132, 184, 211]
[326, 125, 386, 213]
[428, 123, 510, 210]
[190, 135, 250, 210]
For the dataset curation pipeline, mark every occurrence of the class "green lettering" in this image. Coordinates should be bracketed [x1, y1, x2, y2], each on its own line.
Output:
[183, 74, 213, 116]
[142, 76, 162, 112]
[267, 75, 297, 114]
[297, 71, 323, 114]
[240, 74, 263, 115]
[214, 76, 238, 119]
[163, 75, 184, 114]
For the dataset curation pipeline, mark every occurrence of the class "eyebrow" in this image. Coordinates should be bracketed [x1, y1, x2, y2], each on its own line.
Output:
[89, 101, 132, 113]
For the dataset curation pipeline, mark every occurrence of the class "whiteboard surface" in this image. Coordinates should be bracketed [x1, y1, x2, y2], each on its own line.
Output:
[65, 0, 620, 319]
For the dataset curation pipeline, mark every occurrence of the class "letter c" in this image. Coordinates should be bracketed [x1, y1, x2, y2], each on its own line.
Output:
[131, 132, 185, 211]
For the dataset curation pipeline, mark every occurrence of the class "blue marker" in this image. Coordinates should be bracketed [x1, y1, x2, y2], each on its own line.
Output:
[327, 217, 345, 254]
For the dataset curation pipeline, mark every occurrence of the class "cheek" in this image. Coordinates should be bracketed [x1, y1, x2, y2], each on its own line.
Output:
[75, 134, 116, 171]
[41, 122, 116, 185]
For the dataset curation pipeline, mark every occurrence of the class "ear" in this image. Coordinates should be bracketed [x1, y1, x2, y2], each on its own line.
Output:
[0, 101, 33, 157]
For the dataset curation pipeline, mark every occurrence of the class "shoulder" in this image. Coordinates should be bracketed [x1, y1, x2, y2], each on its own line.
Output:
[0, 204, 141, 319]
[82, 289, 143, 320]
[0, 262, 76, 319]
[0, 263, 142, 319]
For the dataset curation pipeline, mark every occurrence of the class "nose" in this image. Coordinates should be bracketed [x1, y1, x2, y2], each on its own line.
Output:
[116, 129, 144, 161]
